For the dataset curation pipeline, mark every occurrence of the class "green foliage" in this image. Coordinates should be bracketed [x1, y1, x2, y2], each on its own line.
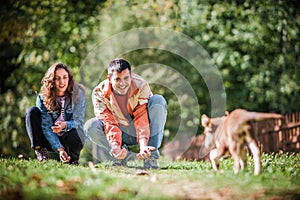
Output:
[1, 0, 300, 157]
[262, 152, 300, 180]
[1, 153, 300, 199]
[180, 0, 300, 113]
[0, 0, 104, 156]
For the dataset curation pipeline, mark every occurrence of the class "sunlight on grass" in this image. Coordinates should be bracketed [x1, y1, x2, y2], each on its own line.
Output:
[1, 153, 300, 199]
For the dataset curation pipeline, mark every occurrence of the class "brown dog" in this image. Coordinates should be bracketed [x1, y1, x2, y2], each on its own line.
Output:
[201, 109, 282, 175]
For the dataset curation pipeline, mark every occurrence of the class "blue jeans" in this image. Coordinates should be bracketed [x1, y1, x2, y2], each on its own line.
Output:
[85, 94, 167, 162]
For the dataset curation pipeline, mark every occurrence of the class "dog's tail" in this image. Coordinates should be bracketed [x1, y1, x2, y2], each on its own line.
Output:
[245, 111, 282, 122]
[230, 109, 283, 122]
[248, 112, 282, 121]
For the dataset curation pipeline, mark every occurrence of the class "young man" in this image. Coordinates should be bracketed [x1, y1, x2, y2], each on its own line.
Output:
[85, 58, 167, 169]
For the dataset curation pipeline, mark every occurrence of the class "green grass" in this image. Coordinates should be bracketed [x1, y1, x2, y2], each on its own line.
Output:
[1, 153, 300, 200]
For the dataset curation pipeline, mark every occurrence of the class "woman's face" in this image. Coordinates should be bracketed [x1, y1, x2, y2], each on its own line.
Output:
[54, 68, 69, 96]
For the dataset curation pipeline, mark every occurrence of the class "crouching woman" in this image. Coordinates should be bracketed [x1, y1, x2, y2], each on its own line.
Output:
[25, 62, 86, 164]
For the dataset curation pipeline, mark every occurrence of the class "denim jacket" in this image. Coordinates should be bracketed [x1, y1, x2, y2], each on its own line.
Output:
[36, 85, 86, 152]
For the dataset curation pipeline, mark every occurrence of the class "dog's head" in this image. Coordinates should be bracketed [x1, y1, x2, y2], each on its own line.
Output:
[201, 114, 227, 148]
[201, 114, 214, 148]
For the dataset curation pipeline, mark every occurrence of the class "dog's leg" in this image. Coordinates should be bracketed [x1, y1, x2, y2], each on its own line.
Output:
[239, 146, 247, 170]
[244, 126, 261, 176]
[229, 139, 242, 174]
[209, 148, 220, 171]
[233, 153, 241, 174]
[248, 140, 261, 175]
[239, 134, 248, 170]
[230, 144, 241, 174]
[209, 144, 226, 172]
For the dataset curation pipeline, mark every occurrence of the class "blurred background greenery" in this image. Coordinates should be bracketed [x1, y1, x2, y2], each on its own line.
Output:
[0, 0, 299, 158]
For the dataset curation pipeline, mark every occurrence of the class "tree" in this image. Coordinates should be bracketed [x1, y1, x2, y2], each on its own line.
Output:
[180, 0, 300, 113]
[0, 0, 104, 156]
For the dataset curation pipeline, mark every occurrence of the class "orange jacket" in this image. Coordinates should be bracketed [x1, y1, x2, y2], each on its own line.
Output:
[92, 74, 152, 147]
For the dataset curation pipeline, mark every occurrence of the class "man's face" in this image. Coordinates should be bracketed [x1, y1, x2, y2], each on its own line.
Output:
[109, 68, 132, 95]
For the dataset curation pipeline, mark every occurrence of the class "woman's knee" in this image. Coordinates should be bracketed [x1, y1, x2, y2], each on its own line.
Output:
[26, 106, 40, 117]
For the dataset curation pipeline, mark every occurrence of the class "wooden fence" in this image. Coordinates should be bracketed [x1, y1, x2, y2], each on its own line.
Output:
[163, 112, 300, 161]
[254, 112, 300, 153]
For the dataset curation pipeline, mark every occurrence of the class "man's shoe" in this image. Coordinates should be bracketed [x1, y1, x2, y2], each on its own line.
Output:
[35, 147, 48, 161]
[112, 158, 127, 166]
[112, 151, 136, 167]
[144, 157, 159, 169]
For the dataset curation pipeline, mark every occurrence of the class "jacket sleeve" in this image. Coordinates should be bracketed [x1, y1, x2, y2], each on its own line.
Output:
[132, 82, 151, 144]
[36, 95, 64, 152]
[72, 86, 86, 141]
[63, 108, 76, 132]
[92, 86, 122, 147]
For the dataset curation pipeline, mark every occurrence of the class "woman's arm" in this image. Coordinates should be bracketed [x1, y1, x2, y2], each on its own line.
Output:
[36, 95, 64, 152]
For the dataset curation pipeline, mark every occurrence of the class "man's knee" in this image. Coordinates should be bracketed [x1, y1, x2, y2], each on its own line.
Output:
[84, 118, 102, 136]
[149, 94, 167, 107]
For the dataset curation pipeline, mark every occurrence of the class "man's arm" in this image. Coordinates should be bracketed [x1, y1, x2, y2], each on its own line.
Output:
[131, 81, 156, 159]
[92, 86, 126, 159]
[132, 80, 152, 144]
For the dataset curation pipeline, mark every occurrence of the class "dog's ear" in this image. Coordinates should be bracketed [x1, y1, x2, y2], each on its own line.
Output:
[201, 114, 211, 127]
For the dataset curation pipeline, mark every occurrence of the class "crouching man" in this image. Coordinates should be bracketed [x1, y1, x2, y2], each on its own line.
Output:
[85, 58, 167, 169]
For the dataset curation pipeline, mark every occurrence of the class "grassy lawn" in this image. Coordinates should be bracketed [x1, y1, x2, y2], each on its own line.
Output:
[1, 153, 300, 200]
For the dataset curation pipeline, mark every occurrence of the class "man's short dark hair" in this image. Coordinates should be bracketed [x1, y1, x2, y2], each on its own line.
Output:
[108, 58, 131, 75]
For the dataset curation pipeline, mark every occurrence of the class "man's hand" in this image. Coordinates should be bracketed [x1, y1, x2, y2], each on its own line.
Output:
[136, 146, 156, 160]
[111, 145, 127, 160]
[58, 148, 70, 163]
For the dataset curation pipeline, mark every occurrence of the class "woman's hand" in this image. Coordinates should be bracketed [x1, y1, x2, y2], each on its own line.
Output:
[52, 121, 66, 134]
[58, 148, 70, 163]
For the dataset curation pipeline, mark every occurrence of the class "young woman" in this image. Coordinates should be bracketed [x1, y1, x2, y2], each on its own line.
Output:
[25, 62, 86, 164]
